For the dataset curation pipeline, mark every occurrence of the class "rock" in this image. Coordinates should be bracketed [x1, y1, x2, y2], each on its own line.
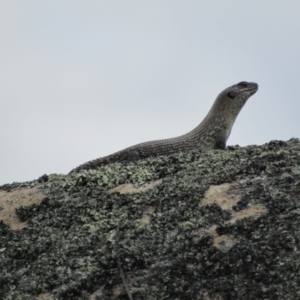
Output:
[1, 138, 300, 299]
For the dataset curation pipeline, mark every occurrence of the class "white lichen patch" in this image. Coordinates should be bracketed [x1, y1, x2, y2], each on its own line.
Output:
[193, 225, 237, 252]
[198, 182, 268, 251]
[139, 206, 156, 227]
[213, 234, 237, 252]
[37, 293, 52, 300]
[200, 183, 241, 210]
[107, 179, 162, 194]
[81, 287, 105, 300]
[225, 204, 268, 225]
[0, 184, 45, 230]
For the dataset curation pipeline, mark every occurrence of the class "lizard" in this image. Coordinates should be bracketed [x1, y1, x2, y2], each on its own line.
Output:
[69, 81, 258, 174]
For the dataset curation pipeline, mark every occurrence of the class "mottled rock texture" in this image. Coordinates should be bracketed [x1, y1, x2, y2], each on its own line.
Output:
[1, 139, 300, 300]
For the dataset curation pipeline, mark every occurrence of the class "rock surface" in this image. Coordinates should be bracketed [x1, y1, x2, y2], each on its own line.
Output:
[1, 139, 300, 300]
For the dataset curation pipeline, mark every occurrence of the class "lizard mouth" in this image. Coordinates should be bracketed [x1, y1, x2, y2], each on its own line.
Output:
[242, 82, 258, 96]
[249, 83, 259, 94]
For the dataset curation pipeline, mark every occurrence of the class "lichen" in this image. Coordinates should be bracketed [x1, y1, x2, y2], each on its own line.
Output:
[1, 138, 300, 299]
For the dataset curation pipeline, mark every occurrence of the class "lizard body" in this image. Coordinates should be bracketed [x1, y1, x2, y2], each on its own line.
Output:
[69, 81, 258, 173]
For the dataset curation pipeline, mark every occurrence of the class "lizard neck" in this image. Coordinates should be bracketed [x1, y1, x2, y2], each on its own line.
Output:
[185, 96, 245, 150]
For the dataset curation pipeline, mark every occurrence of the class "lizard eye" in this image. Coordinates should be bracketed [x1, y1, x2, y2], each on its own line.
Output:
[228, 92, 235, 99]
[238, 81, 248, 88]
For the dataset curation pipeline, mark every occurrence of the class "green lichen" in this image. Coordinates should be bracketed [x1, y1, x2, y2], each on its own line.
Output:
[1, 139, 300, 299]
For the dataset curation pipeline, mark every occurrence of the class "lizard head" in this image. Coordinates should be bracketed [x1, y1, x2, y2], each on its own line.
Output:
[218, 81, 258, 113]
[210, 81, 258, 119]
[205, 81, 259, 149]
[225, 81, 258, 101]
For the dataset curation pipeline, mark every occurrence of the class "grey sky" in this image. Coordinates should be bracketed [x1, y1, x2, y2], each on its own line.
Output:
[1, 1, 300, 184]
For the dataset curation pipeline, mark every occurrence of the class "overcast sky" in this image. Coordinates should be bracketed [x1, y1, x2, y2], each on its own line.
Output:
[1, 1, 300, 185]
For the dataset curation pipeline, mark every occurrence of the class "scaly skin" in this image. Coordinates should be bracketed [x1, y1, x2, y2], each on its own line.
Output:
[69, 81, 258, 173]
